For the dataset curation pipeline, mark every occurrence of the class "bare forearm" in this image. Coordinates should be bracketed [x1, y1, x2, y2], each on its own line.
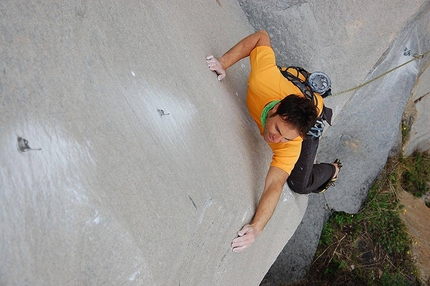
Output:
[231, 166, 288, 252]
[206, 30, 271, 82]
[250, 183, 283, 235]
[251, 166, 288, 234]
[231, 189, 281, 253]
[219, 30, 271, 70]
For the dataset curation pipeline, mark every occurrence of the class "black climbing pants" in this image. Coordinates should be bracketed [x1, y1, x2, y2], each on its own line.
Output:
[286, 135, 335, 194]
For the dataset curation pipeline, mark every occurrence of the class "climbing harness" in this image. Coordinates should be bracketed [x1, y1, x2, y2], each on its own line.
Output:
[277, 49, 430, 137]
[279, 66, 333, 138]
[308, 118, 325, 138]
[308, 72, 332, 94]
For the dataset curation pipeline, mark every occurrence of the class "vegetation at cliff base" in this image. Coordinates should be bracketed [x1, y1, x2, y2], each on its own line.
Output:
[289, 151, 430, 286]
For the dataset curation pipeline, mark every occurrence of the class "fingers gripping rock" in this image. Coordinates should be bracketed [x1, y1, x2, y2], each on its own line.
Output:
[206, 55, 226, 81]
[231, 224, 256, 252]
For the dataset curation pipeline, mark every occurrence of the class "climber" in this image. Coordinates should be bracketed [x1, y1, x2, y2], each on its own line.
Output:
[206, 30, 342, 252]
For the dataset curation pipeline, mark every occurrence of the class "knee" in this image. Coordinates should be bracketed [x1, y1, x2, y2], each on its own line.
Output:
[287, 179, 311, 194]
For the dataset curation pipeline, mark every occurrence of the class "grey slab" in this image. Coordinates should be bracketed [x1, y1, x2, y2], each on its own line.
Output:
[254, 1, 430, 284]
[0, 1, 309, 285]
[321, 1, 430, 213]
[404, 63, 430, 156]
[260, 194, 332, 285]
[239, 0, 427, 118]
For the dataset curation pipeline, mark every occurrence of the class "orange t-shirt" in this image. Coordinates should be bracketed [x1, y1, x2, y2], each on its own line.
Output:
[246, 46, 324, 175]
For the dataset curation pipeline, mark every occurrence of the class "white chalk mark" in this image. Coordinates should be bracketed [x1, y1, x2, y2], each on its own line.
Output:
[131, 71, 136, 77]
[282, 189, 294, 202]
[93, 215, 100, 224]
[85, 210, 101, 226]
[129, 270, 140, 281]
[241, 211, 248, 222]
[198, 199, 213, 223]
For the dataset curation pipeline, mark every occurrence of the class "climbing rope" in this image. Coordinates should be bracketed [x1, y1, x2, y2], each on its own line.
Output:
[328, 49, 430, 97]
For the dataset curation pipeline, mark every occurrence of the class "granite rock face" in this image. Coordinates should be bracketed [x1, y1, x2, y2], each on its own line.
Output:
[403, 64, 430, 156]
[2, 1, 430, 285]
[238, 1, 430, 284]
[0, 1, 308, 285]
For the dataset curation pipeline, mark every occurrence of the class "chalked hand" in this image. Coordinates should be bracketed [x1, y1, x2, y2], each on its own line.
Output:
[231, 224, 256, 252]
[206, 55, 226, 81]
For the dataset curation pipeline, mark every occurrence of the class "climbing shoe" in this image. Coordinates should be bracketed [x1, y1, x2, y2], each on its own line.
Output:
[319, 159, 342, 194]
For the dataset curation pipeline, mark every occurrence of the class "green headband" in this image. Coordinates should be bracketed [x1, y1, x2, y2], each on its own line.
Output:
[260, 100, 280, 128]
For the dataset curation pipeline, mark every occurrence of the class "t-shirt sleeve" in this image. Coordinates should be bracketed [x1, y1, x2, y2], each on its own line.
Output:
[248, 46, 282, 98]
[249, 46, 276, 73]
[269, 137, 303, 175]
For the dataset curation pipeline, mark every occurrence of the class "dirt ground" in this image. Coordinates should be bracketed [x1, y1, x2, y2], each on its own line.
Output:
[399, 190, 430, 284]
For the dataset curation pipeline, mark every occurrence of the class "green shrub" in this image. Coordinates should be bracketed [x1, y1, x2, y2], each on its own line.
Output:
[301, 153, 429, 286]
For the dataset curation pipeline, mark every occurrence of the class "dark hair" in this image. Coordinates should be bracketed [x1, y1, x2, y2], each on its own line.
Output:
[271, 94, 318, 137]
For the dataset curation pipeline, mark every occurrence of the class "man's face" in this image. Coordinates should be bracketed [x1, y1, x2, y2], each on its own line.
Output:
[263, 104, 300, 144]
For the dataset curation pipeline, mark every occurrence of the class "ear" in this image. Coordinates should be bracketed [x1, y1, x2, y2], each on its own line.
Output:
[271, 102, 281, 113]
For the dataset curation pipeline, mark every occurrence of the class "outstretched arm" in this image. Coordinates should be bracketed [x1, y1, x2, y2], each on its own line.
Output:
[206, 30, 272, 81]
[231, 166, 288, 252]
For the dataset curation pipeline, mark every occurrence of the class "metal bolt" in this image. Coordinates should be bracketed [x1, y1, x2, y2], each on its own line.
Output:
[403, 47, 411, 56]
[17, 137, 41, 152]
[157, 109, 170, 116]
